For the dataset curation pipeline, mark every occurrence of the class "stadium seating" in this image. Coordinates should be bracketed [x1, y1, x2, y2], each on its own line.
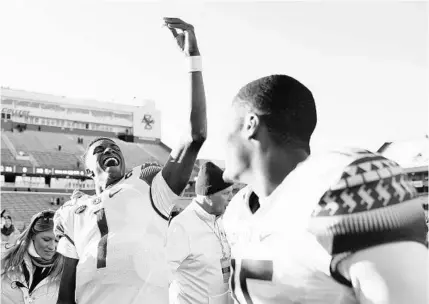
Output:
[1, 148, 16, 165]
[1, 190, 192, 228]
[1, 135, 33, 167]
[4, 130, 84, 154]
[1, 129, 200, 228]
[4, 131, 45, 153]
[139, 142, 170, 164]
[31, 151, 81, 170]
[1, 130, 172, 171]
[115, 140, 158, 169]
[1, 192, 69, 229]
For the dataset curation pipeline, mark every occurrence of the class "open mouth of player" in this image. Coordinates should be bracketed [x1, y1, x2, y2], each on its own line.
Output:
[101, 156, 121, 169]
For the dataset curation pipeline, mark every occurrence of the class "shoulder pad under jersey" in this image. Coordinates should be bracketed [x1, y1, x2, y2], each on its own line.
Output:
[139, 163, 162, 186]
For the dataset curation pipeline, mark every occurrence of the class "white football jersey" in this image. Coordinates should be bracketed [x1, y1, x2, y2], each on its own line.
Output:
[223, 149, 427, 304]
[54, 165, 179, 304]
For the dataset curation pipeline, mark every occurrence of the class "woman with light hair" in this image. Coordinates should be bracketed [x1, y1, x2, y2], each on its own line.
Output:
[1, 210, 64, 304]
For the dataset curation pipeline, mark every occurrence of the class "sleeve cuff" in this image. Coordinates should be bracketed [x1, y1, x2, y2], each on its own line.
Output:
[151, 171, 180, 218]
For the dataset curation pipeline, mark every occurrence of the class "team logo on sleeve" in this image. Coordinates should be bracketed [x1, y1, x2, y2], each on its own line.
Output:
[75, 205, 87, 214]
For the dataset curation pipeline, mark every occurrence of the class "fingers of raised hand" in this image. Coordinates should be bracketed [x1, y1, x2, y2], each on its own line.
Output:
[163, 17, 186, 25]
[163, 17, 193, 31]
[166, 23, 193, 31]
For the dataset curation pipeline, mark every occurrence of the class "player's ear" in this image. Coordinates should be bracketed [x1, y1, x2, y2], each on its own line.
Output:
[243, 112, 260, 140]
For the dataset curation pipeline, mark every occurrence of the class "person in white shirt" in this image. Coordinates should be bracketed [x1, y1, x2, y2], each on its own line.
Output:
[167, 161, 233, 304]
[221, 75, 427, 303]
[53, 17, 207, 304]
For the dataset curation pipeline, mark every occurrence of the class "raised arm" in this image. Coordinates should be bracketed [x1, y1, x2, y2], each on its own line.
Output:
[161, 17, 207, 195]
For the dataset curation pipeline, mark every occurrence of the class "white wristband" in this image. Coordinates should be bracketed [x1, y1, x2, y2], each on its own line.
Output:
[188, 56, 202, 73]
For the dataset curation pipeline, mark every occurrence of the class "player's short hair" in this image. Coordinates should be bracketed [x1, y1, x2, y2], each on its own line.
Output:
[82, 137, 117, 167]
[234, 74, 317, 153]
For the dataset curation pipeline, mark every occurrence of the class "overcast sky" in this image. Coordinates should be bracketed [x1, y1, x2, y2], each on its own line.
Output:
[1, 0, 427, 160]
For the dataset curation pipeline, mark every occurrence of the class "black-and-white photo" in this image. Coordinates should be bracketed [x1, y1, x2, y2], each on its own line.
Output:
[1, 1, 427, 304]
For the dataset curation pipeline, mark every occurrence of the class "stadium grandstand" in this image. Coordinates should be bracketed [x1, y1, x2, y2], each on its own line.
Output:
[2, 87, 427, 230]
[1, 87, 197, 229]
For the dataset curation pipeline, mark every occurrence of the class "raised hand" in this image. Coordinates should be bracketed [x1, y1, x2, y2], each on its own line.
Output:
[163, 17, 200, 56]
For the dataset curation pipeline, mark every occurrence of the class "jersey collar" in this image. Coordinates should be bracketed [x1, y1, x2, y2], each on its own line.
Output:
[190, 200, 218, 223]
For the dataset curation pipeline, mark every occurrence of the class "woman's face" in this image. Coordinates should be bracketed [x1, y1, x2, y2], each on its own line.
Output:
[33, 230, 58, 260]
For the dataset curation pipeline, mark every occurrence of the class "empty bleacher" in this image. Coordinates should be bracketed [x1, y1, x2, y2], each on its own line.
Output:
[1, 192, 69, 228]
[1, 136, 34, 167]
[1, 136, 9, 151]
[139, 142, 170, 164]
[4, 130, 84, 154]
[116, 140, 158, 169]
[1, 129, 200, 199]
[31, 151, 81, 170]
[1, 191, 194, 229]
[1, 148, 16, 165]
[1, 130, 173, 171]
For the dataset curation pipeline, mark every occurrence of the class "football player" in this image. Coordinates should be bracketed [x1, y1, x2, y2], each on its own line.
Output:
[54, 17, 207, 304]
[222, 75, 428, 304]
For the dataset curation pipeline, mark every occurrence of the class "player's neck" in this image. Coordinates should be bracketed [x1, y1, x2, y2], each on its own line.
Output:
[95, 176, 121, 195]
[250, 147, 308, 199]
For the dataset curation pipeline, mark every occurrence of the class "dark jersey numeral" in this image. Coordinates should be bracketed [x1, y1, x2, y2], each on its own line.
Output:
[94, 208, 109, 269]
[95, 171, 130, 269]
[231, 259, 274, 304]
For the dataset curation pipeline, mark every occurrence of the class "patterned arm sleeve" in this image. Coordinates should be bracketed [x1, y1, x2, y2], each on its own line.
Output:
[54, 201, 79, 260]
[138, 163, 180, 220]
[308, 151, 427, 286]
[151, 171, 180, 220]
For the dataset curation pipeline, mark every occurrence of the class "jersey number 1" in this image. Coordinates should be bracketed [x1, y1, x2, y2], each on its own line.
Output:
[231, 259, 273, 304]
[95, 208, 108, 269]
[94, 171, 132, 269]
